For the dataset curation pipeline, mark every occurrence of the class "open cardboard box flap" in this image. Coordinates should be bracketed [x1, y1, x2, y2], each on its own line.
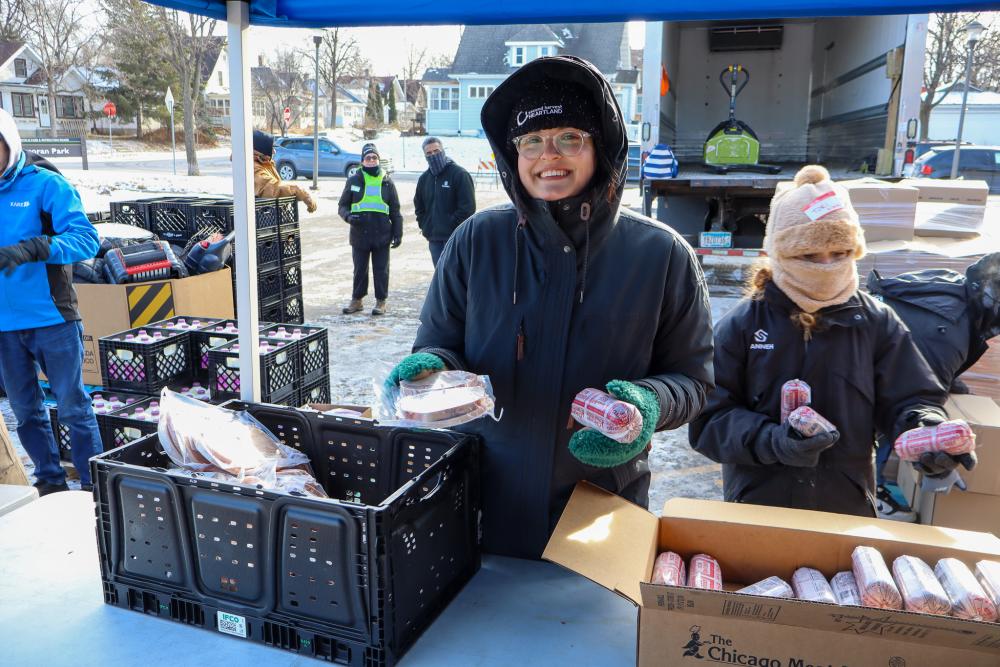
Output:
[946, 393, 1000, 426]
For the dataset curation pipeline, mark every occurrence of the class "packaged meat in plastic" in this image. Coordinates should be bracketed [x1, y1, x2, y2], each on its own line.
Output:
[737, 576, 794, 599]
[892, 556, 951, 615]
[975, 560, 1000, 608]
[274, 469, 330, 499]
[781, 379, 811, 423]
[571, 388, 644, 443]
[935, 558, 999, 621]
[651, 551, 686, 586]
[787, 406, 837, 437]
[894, 420, 975, 462]
[831, 571, 862, 606]
[378, 369, 498, 428]
[687, 554, 723, 590]
[791, 567, 836, 603]
[852, 546, 902, 610]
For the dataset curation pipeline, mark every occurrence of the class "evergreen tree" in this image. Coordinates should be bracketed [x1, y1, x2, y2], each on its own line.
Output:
[365, 79, 384, 124]
[387, 83, 397, 124]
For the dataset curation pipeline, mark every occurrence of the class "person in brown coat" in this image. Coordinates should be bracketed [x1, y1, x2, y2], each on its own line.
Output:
[252, 130, 317, 213]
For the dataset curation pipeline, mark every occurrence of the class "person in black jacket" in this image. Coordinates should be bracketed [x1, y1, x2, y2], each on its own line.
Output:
[383, 56, 715, 559]
[338, 143, 403, 316]
[866, 254, 1000, 519]
[414, 137, 476, 267]
[689, 165, 972, 517]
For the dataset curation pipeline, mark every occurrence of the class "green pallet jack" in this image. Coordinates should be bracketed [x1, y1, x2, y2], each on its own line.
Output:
[703, 65, 781, 175]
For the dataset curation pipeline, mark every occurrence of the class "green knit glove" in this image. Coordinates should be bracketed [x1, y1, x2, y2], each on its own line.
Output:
[568, 380, 660, 468]
[384, 352, 446, 389]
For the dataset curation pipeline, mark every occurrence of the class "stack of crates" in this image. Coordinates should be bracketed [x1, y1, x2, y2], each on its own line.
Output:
[253, 198, 302, 324]
[208, 337, 299, 406]
[262, 323, 330, 405]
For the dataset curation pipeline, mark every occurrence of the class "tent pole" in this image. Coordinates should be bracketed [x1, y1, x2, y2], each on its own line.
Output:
[228, 0, 262, 402]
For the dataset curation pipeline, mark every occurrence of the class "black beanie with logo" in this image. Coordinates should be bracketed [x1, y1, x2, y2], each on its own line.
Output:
[506, 80, 600, 145]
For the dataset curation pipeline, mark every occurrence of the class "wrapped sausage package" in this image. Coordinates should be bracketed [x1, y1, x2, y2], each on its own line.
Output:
[780, 379, 812, 423]
[788, 406, 837, 437]
[894, 420, 976, 462]
[376, 367, 499, 428]
[157, 389, 327, 498]
[892, 555, 952, 615]
[572, 388, 644, 443]
[687, 554, 723, 590]
[651, 551, 686, 586]
[935, 558, 999, 621]
[852, 545, 903, 609]
[831, 571, 862, 606]
[791, 567, 836, 603]
[975, 560, 1000, 607]
[737, 576, 794, 599]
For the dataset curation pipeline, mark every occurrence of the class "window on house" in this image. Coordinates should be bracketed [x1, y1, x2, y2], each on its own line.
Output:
[14, 59, 26, 78]
[11, 93, 34, 118]
[468, 86, 495, 99]
[539, 46, 551, 57]
[430, 87, 459, 111]
[56, 96, 84, 119]
[218, 71, 224, 86]
[512, 47, 525, 66]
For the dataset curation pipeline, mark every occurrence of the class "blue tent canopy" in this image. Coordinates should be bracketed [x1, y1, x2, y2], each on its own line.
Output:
[147, 0, 1000, 27]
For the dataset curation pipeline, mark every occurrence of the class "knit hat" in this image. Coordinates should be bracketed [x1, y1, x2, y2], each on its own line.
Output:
[764, 165, 866, 313]
[362, 142, 379, 159]
[507, 80, 600, 143]
[252, 130, 273, 157]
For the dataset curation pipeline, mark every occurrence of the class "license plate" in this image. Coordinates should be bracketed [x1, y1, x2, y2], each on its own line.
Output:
[217, 611, 248, 638]
[700, 231, 732, 248]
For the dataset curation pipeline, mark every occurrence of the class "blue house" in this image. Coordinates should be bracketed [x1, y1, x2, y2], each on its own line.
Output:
[423, 23, 639, 137]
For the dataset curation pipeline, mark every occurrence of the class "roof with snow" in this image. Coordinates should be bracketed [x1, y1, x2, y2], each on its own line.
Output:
[928, 83, 1000, 107]
[508, 25, 563, 43]
[421, 67, 457, 83]
[0, 41, 24, 68]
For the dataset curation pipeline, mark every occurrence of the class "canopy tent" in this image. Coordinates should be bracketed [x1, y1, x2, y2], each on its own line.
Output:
[139, 0, 1000, 401]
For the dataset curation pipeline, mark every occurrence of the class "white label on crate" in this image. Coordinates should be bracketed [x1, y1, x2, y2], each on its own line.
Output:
[217, 611, 247, 638]
[802, 191, 845, 221]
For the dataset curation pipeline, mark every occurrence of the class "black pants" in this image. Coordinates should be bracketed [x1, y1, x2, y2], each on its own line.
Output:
[352, 242, 390, 300]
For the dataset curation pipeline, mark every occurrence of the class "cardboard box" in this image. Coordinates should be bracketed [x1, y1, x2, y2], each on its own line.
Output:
[76, 269, 235, 386]
[901, 178, 990, 206]
[914, 202, 985, 238]
[942, 394, 1000, 496]
[841, 178, 919, 242]
[962, 341, 1000, 402]
[305, 403, 373, 419]
[545, 483, 1000, 666]
[898, 461, 1000, 537]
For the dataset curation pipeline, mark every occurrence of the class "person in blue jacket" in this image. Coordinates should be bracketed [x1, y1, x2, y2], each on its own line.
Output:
[0, 108, 102, 495]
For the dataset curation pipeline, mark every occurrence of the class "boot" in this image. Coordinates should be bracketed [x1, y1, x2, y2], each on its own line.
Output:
[342, 298, 363, 314]
[372, 299, 387, 316]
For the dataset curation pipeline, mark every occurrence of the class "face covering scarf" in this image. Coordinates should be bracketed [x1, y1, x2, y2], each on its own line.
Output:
[427, 151, 449, 175]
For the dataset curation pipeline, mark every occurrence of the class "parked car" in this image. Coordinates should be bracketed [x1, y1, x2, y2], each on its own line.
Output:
[272, 136, 394, 180]
[912, 145, 1000, 193]
[627, 143, 642, 182]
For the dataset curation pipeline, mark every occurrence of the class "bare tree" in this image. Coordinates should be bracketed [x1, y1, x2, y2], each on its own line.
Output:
[427, 52, 454, 71]
[156, 7, 217, 175]
[23, 0, 94, 138]
[921, 13, 999, 141]
[255, 48, 306, 136]
[402, 45, 428, 85]
[310, 28, 365, 128]
[0, 0, 28, 42]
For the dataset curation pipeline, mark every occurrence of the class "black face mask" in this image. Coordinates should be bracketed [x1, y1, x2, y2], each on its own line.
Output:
[426, 151, 449, 175]
[362, 164, 380, 176]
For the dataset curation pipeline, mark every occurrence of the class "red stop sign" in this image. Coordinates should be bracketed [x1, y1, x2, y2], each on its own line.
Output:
[103, 101, 117, 117]
[283, 107, 291, 123]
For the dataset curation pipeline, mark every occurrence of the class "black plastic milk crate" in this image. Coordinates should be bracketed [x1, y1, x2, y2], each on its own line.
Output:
[189, 320, 240, 381]
[111, 199, 159, 229]
[92, 404, 480, 667]
[148, 198, 208, 242]
[258, 267, 284, 306]
[262, 324, 328, 384]
[100, 327, 192, 394]
[277, 196, 299, 230]
[278, 223, 301, 265]
[208, 337, 298, 403]
[256, 230, 282, 271]
[281, 290, 304, 325]
[190, 198, 283, 239]
[281, 262, 302, 295]
[298, 376, 331, 407]
[51, 389, 150, 461]
[104, 397, 160, 450]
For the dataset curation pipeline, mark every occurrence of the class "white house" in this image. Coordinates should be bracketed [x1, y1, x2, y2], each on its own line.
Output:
[927, 83, 1000, 147]
[0, 41, 91, 137]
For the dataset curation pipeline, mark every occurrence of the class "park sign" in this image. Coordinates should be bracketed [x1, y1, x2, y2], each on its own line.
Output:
[21, 137, 88, 165]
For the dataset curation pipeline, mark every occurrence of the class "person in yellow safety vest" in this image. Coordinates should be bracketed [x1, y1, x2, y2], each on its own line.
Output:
[337, 143, 403, 316]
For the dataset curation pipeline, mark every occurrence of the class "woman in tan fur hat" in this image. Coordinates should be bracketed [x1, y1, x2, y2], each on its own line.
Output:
[688, 165, 972, 516]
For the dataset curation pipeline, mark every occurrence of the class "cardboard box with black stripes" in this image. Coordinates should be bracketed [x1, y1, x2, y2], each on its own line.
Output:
[75, 269, 234, 386]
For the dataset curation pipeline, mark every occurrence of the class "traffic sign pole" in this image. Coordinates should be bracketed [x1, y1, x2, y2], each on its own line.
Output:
[165, 88, 176, 175]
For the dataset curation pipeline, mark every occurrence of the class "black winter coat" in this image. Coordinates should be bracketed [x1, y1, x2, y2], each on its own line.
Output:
[414, 161, 476, 242]
[866, 269, 988, 389]
[337, 170, 403, 248]
[412, 56, 715, 558]
[689, 281, 947, 517]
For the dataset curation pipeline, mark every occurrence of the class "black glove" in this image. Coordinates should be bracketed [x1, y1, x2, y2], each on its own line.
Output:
[754, 423, 840, 467]
[391, 236, 402, 249]
[914, 450, 978, 478]
[0, 237, 50, 276]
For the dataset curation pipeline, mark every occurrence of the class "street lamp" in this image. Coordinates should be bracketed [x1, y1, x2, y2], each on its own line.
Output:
[950, 20, 986, 180]
[312, 33, 323, 191]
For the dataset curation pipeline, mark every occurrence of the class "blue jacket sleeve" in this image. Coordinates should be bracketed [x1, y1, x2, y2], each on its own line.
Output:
[40, 173, 99, 264]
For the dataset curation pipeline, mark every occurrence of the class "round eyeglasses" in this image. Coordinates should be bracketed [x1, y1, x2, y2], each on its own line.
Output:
[512, 131, 591, 160]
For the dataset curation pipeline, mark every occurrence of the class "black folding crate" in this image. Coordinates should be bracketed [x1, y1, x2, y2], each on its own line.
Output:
[298, 376, 331, 407]
[278, 223, 301, 266]
[208, 337, 298, 403]
[189, 198, 283, 239]
[87, 210, 113, 224]
[262, 324, 328, 385]
[92, 404, 480, 666]
[104, 397, 161, 451]
[189, 320, 241, 382]
[100, 327, 192, 394]
[110, 199, 156, 229]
